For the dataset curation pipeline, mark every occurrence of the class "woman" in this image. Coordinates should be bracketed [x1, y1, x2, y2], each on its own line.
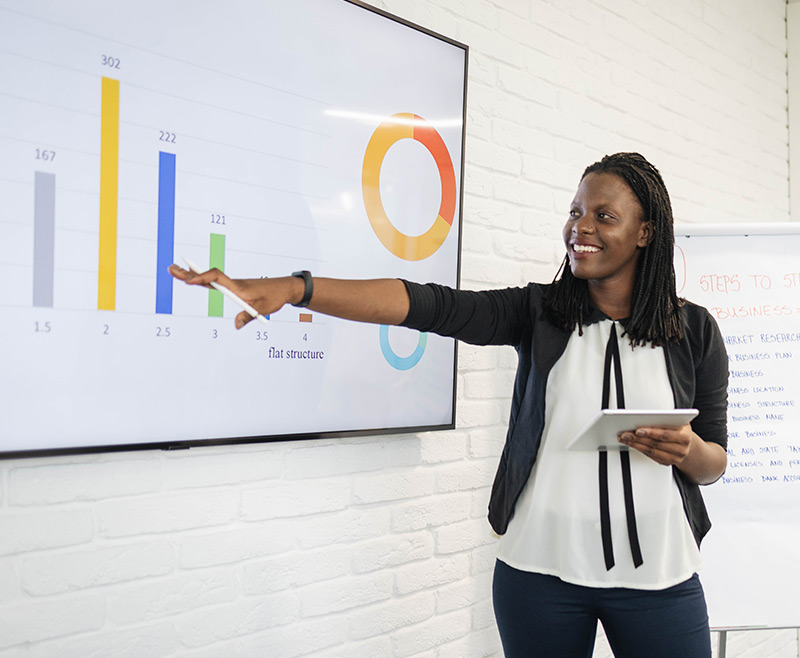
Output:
[170, 153, 728, 658]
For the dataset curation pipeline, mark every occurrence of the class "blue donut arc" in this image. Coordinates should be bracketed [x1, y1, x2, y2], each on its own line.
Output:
[379, 325, 427, 370]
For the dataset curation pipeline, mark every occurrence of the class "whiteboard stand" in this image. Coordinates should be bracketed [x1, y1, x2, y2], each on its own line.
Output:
[717, 631, 727, 658]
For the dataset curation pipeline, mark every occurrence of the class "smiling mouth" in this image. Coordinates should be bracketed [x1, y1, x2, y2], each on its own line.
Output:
[573, 244, 601, 253]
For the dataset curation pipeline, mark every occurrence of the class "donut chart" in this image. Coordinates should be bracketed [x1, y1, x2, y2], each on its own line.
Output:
[362, 113, 456, 261]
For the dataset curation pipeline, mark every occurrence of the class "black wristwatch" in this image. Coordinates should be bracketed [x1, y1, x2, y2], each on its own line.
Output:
[291, 270, 313, 307]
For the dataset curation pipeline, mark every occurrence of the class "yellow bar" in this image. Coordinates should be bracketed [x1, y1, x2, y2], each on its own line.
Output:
[98, 76, 120, 310]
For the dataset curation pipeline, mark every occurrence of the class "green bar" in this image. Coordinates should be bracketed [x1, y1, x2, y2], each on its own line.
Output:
[208, 233, 225, 317]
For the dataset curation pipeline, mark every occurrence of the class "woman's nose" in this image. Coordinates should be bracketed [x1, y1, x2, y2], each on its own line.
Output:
[573, 214, 594, 234]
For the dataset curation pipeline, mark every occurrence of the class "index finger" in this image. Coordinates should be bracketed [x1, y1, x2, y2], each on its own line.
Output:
[169, 263, 238, 292]
[168, 263, 198, 282]
[631, 421, 692, 437]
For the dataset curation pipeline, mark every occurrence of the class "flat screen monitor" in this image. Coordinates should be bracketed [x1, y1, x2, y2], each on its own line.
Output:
[0, 0, 467, 458]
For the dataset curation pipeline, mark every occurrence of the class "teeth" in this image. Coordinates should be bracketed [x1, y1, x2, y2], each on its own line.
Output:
[574, 244, 600, 253]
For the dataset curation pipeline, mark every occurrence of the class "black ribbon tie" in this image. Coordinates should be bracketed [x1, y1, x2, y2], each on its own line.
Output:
[598, 322, 644, 570]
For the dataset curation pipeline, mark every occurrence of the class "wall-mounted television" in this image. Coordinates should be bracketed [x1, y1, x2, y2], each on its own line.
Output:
[0, 0, 467, 458]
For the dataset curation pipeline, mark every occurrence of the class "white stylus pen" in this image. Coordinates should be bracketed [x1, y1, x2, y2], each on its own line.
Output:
[182, 257, 269, 325]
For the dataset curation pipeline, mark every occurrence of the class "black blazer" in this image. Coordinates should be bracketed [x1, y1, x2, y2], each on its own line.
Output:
[401, 280, 729, 544]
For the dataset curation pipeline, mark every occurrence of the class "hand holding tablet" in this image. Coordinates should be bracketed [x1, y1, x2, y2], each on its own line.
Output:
[566, 409, 699, 451]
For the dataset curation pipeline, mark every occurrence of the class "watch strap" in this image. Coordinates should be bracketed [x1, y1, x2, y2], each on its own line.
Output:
[291, 270, 313, 307]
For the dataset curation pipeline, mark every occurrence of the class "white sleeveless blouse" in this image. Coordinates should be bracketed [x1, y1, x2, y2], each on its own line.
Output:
[496, 319, 702, 589]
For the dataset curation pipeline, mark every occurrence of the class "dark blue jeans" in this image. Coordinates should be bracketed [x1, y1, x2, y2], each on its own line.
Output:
[493, 560, 711, 658]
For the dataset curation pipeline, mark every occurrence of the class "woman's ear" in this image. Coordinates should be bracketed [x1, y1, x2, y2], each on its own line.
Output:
[638, 221, 654, 247]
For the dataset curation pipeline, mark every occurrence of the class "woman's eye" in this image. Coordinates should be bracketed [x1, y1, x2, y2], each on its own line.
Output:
[569, 209, 580, 218]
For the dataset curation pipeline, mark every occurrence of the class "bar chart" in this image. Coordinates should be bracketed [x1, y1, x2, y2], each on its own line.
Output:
[2, 54, 331, 320]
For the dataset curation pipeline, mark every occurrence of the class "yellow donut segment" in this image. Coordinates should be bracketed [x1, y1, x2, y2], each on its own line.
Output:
[362, 113, 454, 261]
[374, 213, 451, 261]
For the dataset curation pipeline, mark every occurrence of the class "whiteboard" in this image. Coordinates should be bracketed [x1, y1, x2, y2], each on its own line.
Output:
[675, 223, 800, 629]
[0, 0, 467, 456]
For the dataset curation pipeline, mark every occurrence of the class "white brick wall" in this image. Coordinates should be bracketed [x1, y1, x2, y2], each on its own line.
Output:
[0, 1, 795, 656]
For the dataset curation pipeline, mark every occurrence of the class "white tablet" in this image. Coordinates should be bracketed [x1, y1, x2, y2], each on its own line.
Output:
[565, 409, 699, 452]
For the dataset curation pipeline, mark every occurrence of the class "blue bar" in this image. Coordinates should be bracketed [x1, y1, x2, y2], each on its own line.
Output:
[156, 151, 176, 314]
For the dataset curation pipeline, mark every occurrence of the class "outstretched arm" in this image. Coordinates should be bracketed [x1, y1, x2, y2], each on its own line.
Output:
[168, 265, 410, 329]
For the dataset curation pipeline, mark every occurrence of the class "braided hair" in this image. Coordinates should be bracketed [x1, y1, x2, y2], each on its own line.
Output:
[543, 152, 684, 346]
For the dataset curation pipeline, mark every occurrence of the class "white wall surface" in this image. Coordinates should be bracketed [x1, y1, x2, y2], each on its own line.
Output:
[0, 0, 796, 657]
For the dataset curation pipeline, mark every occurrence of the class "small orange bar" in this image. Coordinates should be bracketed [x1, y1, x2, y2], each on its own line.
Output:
[299, 313, 313, 323]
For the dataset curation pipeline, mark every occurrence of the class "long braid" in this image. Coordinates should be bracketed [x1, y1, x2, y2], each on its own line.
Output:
[544, 152, 684, 346]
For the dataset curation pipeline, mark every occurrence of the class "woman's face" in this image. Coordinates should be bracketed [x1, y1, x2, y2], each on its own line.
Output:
[563, 171, 652, 290]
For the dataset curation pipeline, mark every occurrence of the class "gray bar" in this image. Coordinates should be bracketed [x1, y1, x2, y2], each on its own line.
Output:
[33, 171, 56, 307]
